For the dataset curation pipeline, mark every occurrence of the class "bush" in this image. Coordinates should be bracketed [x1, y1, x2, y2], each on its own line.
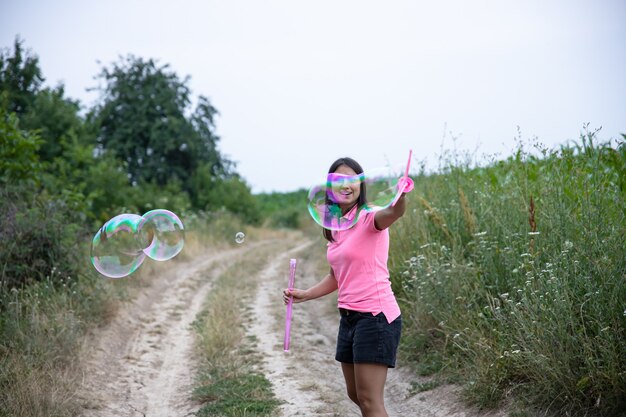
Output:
[0, 185, 84, 290]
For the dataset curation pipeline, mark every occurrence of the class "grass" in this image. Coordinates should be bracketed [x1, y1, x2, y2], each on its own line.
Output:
[0, 258, 119, 417]
[191, 242, 283, 416]
[409, 379, 443, 395]
[389, 129, 626, 416]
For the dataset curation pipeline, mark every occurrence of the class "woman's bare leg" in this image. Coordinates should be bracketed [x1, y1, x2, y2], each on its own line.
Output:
[341, 362, 360, 407]
[354, 363, 388, 417]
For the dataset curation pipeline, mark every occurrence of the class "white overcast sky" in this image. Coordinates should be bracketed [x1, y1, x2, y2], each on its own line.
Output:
[1, 0, 625, 193]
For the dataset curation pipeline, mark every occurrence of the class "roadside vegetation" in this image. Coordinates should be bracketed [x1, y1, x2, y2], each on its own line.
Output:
[389, 130, 625, 416]
[1, 36, 624, 417]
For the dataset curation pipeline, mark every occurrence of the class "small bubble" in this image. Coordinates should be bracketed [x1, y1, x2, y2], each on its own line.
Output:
[235, 232, 245, 244]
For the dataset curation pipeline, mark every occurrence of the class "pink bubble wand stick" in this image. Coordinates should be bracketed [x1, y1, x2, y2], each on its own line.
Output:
[391, 149, 413, 207]
[284, 258, 297, 352]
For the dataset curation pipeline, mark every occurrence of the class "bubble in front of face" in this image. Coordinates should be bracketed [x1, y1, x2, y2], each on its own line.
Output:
[306, 164, 408, 231]
[325, 172, 363, 205]
[90, 213, 146, 278]
[138, 209, 185, 261]
[235, 232, 245, 244]
[307, 173, 363, 231]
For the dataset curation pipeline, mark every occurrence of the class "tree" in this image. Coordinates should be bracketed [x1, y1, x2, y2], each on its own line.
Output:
[91, 55, 204, 186]
[90, 55, 242, 212]
[190, 96, 232, 178]
[0, 36, 44, 116]
[21, 85, 87, 163]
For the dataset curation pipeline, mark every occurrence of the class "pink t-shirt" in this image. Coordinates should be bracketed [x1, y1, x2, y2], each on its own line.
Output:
[327, 208, 401, 324]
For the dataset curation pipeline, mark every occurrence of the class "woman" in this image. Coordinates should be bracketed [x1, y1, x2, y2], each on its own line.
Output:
[283, 157, 411, 417]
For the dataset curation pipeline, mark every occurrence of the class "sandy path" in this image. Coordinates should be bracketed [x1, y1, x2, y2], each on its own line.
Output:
[78, 236, 508, 416]
[77, 244, 251, 417]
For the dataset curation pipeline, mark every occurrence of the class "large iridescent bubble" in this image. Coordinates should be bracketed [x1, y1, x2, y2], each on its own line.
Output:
[90, 213, 147, 279]
[139, 209, 185, 261]
[307, 163, 407, 231]
[90, 209, 185, 278]
[307, 173, 364, 231]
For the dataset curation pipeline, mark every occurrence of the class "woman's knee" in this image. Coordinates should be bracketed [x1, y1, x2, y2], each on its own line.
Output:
[355, 390, 383, 412]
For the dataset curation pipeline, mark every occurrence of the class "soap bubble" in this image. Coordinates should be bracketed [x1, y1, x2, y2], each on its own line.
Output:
[306, 164, 406, 230]
[235, 232, 245, 244]
[139, 209, 185, 261]
[361, 164, 406, 212]
[307, 181, 362, 231]
[90, 213, 146, 279]
[90, 209, 185, 278]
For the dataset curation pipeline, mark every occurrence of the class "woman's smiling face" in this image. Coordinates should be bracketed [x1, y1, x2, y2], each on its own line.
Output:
[328, 164, 361, 212]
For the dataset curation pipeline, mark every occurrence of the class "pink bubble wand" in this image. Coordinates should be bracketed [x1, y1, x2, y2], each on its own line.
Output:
[391, 149, 413, 207]
[284, 258, 297, 352]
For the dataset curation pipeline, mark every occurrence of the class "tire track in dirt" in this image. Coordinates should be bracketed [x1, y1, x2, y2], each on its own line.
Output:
[77, 243, 260, 417]
[247, 239, 510, 417]
[246, 239, 355, 416]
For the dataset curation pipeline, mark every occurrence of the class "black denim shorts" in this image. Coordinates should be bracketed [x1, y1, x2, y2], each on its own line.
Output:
[335, 309, 402, 368]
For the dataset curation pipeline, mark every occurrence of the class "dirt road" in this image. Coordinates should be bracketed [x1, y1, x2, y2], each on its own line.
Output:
[78, 235, 507, 417]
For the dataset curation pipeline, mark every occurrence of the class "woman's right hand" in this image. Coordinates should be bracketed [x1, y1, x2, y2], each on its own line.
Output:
[283, 288, 308, 304]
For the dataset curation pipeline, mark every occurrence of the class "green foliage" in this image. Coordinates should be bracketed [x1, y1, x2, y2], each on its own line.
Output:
[90, 55, 194, 185]
[254, 189, 309, 229]
[0, 36, 43, 116]
[0, 110, 42, 185]
[90, 56, 223, 186]
[1, 38, 260, 228]
[45, 137, 124, 222]
[208, 176, 260, 225]
[87, 54, 256, 213]
[21, 86, 87, 163]
[390, 129, 626, 416]
[128, 178, 192, 218]
[0, 185, 84, 290]
[190, 95, 232, 176]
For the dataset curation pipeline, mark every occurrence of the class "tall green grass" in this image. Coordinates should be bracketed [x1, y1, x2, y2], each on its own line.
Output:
[389, 130, 625, 416]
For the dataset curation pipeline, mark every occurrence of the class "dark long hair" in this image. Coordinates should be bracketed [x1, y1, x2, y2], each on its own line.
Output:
[323, 157, 367, 242]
